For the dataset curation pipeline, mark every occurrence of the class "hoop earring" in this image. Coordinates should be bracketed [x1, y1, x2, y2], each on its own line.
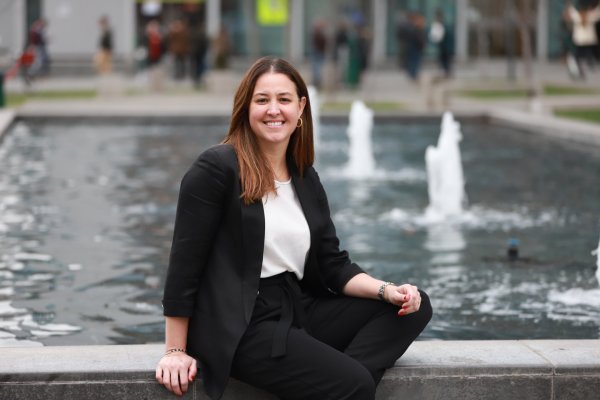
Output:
[296, 118, 303, 128]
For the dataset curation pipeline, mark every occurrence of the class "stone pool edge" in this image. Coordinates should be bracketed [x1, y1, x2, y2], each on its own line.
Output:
[0, 108, 16, 143]
[4, 105, 600, 148]
[1, 340, 599, 399]
[488, 108, 600, 147]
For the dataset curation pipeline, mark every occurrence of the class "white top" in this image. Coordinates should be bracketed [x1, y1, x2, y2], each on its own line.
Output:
[569, 5, 600, 46]
[429, 21, 445, 44]
[261, 179, 310, 280]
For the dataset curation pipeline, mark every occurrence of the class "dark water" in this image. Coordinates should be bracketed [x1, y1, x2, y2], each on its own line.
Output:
[0, 119, 599, 346]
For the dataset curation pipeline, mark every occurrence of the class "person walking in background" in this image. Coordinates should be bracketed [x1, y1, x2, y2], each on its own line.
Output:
[189, 22, 209, 89]
[344, 11, 369, 89]
[154, 56, 432, 400]
[145, 19, 164, 91]
[94, 15, 113, 75]
[397, 11, 426, 81]
[333, 19, 350, 89]
[596, 3, 600, 58]
[562, 0, 582, 78]
[28, 18, 51, 78]
[168, 19, 190, 81]
[145, 19, 163, 67]
[344, 23, 363, 88]
[310, 19, 327, 89]
[429, 9, 453, 78]
[356, 20, 371, 85]
[18, 43, 36, 85]
[564, 0, 600, 79]
[213, 26, 231, 69]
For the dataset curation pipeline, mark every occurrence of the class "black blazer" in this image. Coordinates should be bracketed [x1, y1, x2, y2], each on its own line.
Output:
[162, 144, 364, 399]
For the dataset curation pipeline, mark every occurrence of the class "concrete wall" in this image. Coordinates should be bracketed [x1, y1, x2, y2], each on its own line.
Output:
[0, 0, 26, 59]
[2, 340, 599, 399]
[44, 0, 135, 58]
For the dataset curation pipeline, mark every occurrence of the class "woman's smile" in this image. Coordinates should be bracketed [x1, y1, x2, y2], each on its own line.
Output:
[264, 120, 284, 127]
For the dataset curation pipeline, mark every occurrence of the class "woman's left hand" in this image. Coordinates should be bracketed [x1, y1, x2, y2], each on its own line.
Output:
[385, 284, 421, 316]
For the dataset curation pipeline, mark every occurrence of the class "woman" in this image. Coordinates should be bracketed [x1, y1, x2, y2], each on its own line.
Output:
[94, 15, 112, 75]
[564, 1, 600, 79]
[155, 56, 432, 400]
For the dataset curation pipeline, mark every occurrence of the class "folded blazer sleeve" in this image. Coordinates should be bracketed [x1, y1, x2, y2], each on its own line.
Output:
[162, 147, 231, 317]
[311, 168, 365, 293]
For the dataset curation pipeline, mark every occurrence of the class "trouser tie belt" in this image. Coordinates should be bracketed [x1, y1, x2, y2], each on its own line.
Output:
[259, 272, 309, 358]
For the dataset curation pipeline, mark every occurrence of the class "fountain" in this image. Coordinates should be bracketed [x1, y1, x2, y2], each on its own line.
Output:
[594, 234, 600, 286]
[307, 86, 321, 150]
[424, 112, 466, 221]
[345, 100, 375, 178]
[3, 116, 600, 344]
[547, 232, 600, 313]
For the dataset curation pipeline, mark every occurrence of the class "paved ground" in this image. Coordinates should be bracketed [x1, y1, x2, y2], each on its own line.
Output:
[2, 59, 599, 149]
[4, 59, 600, 117]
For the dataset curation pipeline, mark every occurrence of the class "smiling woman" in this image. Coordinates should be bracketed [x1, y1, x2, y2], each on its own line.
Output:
[154, 56, 432, 400]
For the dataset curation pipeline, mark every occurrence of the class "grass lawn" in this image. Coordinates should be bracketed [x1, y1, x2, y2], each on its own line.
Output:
[459, 85, 598, 99]
[321, 101, 405, 112]
[555, 108, 600, 124]
[6, 90, 97, 107]
[459, 89, 528, 99]
[543, 85, 597, 96]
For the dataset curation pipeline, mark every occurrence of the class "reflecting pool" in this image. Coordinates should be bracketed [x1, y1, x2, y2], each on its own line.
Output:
[1, 119, 599, 346]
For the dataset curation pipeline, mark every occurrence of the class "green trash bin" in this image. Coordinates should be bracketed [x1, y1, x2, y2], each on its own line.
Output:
[0, 46, 10, 108]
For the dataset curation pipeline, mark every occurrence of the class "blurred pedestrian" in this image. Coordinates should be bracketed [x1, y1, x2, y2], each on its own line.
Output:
[189, 22, 209, 89]
[145, 19, 165, 91]
[596, 6, 600, 59]
[429, 9, 453, 78]
[345, 26, 361, 87]
[562, 0, 581, 78]
[564, 0, 600, 79]
[168, 19, 190, 80]
[397, 11, 425, 81]
[357, 23, 370, 77]
[145, 20, 164, 66]
[310, 19, 327, 89]
[28, 18, 50, 78]
[333, 19, 350, 88]
[213, 26, 231, 69]
[94, 15, 113, 75]
[18, 44, 36, 85]
[345, 12, 369, 88]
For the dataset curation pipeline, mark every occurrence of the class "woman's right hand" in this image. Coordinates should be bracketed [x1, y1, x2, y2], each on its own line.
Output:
[155, 352, 197, 397]
[385, 283, 422, 316]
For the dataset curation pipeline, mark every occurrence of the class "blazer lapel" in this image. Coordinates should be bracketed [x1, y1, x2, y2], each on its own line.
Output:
[290, 164, 332, 294]
[290, 167, 319, 259]
[240, 199, 264, 324]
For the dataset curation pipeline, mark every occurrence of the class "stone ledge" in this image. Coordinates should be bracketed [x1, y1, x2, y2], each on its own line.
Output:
[6, 108, 599, 152]
[0, 108, 15, 142]
[488, 108, 600, 147]
[1, 340, 599, 399]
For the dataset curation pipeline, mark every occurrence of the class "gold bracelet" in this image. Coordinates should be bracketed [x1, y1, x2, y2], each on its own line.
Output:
[378, 282, 394, 302]
[164, 348, 186, 357]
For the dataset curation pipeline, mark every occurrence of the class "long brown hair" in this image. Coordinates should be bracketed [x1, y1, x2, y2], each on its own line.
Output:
[223, 56, 314, 204]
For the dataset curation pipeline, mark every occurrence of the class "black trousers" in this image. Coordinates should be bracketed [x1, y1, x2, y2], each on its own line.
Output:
[230, 273, 433, 400]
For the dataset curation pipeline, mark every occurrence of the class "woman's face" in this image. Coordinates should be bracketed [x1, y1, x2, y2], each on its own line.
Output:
[249, 72, 306, 151]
